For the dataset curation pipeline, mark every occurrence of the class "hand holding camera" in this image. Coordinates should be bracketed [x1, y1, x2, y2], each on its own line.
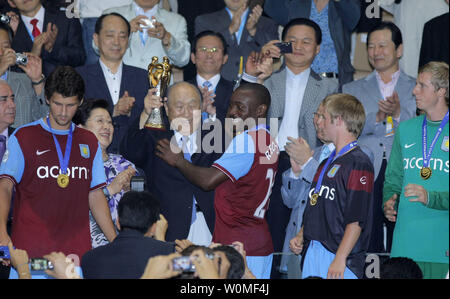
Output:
[141, 252, 183, 279]
[262, 40, 293, 59]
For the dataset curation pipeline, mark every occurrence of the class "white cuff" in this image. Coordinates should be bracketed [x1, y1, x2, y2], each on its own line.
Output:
[242, 72, 258, 83]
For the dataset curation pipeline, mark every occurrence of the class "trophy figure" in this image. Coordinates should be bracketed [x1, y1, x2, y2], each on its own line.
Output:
[145, 56, 172, 130]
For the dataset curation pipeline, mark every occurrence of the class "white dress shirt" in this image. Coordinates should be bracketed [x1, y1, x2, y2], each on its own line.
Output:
[99, 59, 123, 105]
[277, 67, 311, 151]
[196, 74, 221, 92]
[21, 5, 45, 36]
[174, 129, 198, 155]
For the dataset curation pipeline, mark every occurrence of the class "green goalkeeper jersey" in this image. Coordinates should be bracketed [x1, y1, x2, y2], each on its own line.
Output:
[384, 114, 449, 264]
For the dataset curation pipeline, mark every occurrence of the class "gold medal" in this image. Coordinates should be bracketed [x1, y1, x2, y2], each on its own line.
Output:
[420, 167, 432, 180]
[310, 193, 319, 206]
[57, 174, 70, 188]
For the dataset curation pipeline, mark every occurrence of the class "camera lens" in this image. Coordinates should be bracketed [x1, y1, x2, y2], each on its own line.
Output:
[0, 14, 10, 24]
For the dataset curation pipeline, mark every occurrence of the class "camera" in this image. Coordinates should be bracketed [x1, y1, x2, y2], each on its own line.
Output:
[172, 256, 195, 272]
[130, 176, 146, 192]
[172, 253, 215, 273]
[30, 258, 54, 271]
[274, 42, 293, 54]
[0, 14, 10, 24]
[15, 53, 28, 66]
[0, 246, 10, 259]
[140, 18, 156, 29]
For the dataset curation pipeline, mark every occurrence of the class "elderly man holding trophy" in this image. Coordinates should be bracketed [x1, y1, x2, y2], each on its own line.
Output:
[122, 54, 221, 244]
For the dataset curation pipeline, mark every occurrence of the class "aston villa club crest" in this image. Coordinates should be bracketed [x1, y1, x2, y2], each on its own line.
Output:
[442, 136, 449, 152]
[327, 165, 341, 178]
[79, 144, 90, 159]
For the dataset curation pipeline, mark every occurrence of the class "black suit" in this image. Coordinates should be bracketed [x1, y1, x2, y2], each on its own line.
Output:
[195, 9, 279, 82]
[10, 6, 85, 76]
[81, 230, 174, 279]
[177, 0, 226, 81]
[419, 12, 449, 68]
[121, 118, 221, 242]
[76, 62, 149, 154]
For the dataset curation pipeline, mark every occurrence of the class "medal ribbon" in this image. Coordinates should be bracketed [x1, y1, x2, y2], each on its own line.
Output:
[313, 141, 358, 195]
[46, 117, 73, 175]
[422, 111, 449, 169]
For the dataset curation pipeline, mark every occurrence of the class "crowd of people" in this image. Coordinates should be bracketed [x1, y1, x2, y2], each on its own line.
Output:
[0, 0, 448, 280]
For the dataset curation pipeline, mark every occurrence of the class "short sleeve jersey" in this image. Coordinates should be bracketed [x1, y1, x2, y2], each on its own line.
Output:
[0, 119, 106, 258]
[212, 127, 279, 256]
[302, 147, 374, 278]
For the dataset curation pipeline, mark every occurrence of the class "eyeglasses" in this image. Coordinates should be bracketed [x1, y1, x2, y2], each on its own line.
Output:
[197, 47, 223, 54]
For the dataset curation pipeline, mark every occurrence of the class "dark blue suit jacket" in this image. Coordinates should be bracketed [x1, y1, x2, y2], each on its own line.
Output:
[121, 118, 221, 242]
[10, 6, 85, 76]
[81, 230, 175, 279]
[76, 62, 149, 154]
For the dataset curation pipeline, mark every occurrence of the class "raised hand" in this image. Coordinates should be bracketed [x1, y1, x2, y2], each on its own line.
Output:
[114, 91, 135, 117]
[246, 4, 263, 36]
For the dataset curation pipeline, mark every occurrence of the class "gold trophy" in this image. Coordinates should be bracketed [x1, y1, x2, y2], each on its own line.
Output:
[145, 56, 172, 130]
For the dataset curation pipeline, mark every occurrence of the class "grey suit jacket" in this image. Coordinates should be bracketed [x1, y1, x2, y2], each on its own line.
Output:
[264, 0, 361, 86]
[342, 70, 417, 179]
[265, 67, 338, 149]
[280, 146, 321, 271]
[7, 71, 47, 128]
[195, 8, 279, 82]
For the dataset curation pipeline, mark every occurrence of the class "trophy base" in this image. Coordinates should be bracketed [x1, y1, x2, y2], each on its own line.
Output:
[145, 123, 166, 131]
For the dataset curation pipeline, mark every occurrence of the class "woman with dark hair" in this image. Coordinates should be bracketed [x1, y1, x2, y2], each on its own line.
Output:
[74, 98, 137, 248]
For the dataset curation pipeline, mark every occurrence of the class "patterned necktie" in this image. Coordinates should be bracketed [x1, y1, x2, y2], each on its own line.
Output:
[181, 135, 191, 161]
[0, 135, 7, 163]
[181, 135, 198, 224]
[203, 81, 212, 91]
[30, 19, 41, 38]
[202, 81, 213, 121]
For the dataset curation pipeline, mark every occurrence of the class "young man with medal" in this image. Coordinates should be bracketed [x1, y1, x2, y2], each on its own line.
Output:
[0, 66, 116, 278]
[383, 61, 449, 279]
[298, 93, 375, 279]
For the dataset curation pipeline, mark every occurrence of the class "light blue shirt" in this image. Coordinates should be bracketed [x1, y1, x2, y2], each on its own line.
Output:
[310, 1, 339, 74]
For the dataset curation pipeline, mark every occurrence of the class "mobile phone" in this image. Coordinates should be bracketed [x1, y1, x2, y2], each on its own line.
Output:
[140, 18, 156, 29]
[274, 42, 293, 54]
[172, 256, 195, 272]
[249, 0, 265, 10]
[130, 176, 146, 192]
[30, 258, 54, 271]
[0, 246, 10, 259]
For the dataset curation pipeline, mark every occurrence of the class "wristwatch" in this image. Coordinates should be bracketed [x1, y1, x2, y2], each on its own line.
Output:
[31, 74, 46, 85]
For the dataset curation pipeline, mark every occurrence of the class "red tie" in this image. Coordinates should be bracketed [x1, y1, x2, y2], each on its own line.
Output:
[30, 19, 41, 38]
